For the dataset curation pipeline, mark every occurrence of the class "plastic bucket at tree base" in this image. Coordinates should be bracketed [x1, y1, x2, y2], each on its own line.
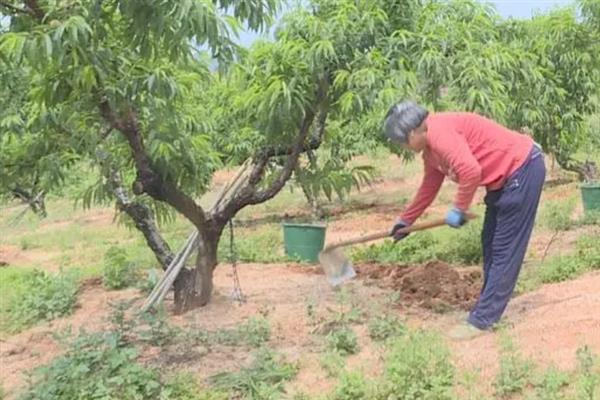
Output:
[282, 223, 327, 263]
[581, 183, 600, 217]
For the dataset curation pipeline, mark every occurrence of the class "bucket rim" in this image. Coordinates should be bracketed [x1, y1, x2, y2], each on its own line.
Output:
[282, 222, 327, 229]
[581, 182, 600, 189]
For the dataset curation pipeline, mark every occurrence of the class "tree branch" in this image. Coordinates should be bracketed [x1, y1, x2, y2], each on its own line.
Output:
[249, 80, 330, 204]
[247, 103, 329, 185]
[23, 0, 44, 21]
[211, 79, 331, 226]
[249, 111, 317, 204]
[98, 100, 208, 229]
[107, 169, 175, 269]
[0, 1, 33, 16]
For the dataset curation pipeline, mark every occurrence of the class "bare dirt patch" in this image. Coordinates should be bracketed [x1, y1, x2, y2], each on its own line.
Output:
[0, 244, 61, 271]
[357, 262, 481, 311]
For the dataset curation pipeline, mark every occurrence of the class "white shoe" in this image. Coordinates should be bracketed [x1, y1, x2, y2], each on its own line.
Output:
[448, 322, 486, 340]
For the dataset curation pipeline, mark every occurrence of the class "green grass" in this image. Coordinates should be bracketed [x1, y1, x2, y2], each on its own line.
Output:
[538, 197, 578, 231]
[1, 268, 79, 334]
[494, 334, 535, 398]
[332, 371, 371, 400]
[517, 233, 600, 294]
[218, 223, 286, 263]
[209, 348, 298, 399]
[380, 330, 455, 399]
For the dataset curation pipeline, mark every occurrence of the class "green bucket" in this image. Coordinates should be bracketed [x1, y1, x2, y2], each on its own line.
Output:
[282, 223, 327, 263]
[581, 183, 600, 216]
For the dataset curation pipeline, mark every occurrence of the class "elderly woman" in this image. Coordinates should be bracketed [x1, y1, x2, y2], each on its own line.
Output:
[384, 100, 545, 339]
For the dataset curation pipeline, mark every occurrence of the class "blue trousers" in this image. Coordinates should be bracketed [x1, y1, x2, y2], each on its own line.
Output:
[468, 146, 546, 329]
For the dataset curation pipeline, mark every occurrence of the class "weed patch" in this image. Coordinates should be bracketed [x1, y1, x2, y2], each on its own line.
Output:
[19, 330, 162, 400]
[574, 346, 599, 400]
[494, 335, 534, 398]
[528, 366, 570, 400]
[212, 316, 271, 347]
[352, 232, 439, 265]
[8, 269, 78, 331]
[162, 373, 227, 400]
[538, 234, 600, 284]
[333, 371, 371, 400]
[218, 224, 285, 263]
[209, 348, 298, 399]
[102, 247, 139, 290]
[380, 330, 454, 399]
[320, 350, 346, 378]
[540, 198, 577, 231]
[352, 220, 483, 266]
[368, 314, 406, 341]
[326, 326, 359, 355]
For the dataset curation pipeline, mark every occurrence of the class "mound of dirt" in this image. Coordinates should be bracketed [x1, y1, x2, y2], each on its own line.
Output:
[357, 262, 481, 311]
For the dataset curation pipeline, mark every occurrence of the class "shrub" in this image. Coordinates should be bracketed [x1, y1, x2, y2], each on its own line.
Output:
[137, 308, 181, 347]
[326, 326, 359, 356]
[10, 269, 78, 330]
[574, 346, 599, 400]
[540, 199, 576, 231]
[320, 350, 346, 378]
[333, 371, 370, 400]
[102, 247, 138, 290]
[368, 315, 406, 341]
[530, 367, 569, 400]
[494, 335, 534, 398]
[162, 373, 227, 400]
[352, 232, 439, 264]
[381, 330, 454, 399]
[538, 234, 600, 284]
[19, 331, 162, 400]
[436, 221, 483, 265]
[209, 349, 297, 399]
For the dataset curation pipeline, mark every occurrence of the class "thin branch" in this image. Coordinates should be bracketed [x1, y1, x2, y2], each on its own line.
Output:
[250, 80, 330, 204]
[249, 110, 317, 204]
[541, 230, 559, 263]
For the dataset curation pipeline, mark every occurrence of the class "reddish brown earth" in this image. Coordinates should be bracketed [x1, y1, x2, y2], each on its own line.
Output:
[357, 262, 481, 311]
[1, 263, 599, 399]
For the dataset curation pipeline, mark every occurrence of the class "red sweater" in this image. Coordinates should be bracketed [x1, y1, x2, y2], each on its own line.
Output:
[400, 112, 534, 224]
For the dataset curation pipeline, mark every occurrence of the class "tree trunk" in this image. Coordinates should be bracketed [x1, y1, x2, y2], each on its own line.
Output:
[119, 201, 175, 268]
[173, 232, 219, 313]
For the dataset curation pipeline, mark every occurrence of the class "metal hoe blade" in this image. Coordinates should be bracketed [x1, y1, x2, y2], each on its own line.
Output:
[318, 247, 357, 287]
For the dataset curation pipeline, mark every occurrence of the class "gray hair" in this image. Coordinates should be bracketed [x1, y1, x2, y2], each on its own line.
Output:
[383, 101, 429, 143]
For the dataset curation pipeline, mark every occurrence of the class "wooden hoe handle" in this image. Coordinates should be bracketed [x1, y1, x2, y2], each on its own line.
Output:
[323, 212, 477, 251]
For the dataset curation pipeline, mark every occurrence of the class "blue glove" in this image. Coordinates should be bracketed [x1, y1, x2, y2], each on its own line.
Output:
[390, 220, 410, 242]
[445, 208, 467, 228]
